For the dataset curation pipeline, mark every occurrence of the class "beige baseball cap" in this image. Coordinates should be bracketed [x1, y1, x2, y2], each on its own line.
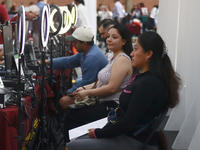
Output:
[65, 27, 94, 42]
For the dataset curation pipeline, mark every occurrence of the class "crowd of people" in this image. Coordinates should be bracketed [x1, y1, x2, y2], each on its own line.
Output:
[0, 0, 182, 150]
[96, 1, 160, 59]
[97, 1, 159, 33]
[1, 0, 159, 33]
[0, 0, 46, 15]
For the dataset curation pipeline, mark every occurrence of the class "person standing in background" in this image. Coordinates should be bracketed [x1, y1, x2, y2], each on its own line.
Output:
[0, 4, 10, 25]
[99, 5, 113, 21]
[113, 0, 124, 23]
[9, 2, 17, 13]
[74, 0, 91, 28]
[139, 2, 149, 33]
[1, 1, 6, 7]
[131, 4, 141, 19]
[149, 5, 159, 31]
[25, 2, 34, 11]
[36, 0, 47, 10]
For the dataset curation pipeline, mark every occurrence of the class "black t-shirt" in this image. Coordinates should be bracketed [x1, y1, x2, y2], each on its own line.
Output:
[95, 71, 167, 145]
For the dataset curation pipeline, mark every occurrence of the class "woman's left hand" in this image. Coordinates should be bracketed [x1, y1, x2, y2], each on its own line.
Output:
[88, 128, 95, 138]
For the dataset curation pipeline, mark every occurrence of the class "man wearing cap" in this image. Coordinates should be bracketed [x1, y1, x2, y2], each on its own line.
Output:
[45, 27, 108, 110]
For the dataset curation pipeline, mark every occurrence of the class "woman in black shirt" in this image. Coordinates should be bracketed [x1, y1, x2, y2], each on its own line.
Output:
[65, 31, 181, 150]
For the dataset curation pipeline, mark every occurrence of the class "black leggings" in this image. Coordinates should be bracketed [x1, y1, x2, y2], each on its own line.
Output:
[64, 101, 118, 142]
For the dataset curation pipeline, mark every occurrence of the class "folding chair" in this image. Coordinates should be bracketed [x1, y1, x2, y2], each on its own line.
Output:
[139, 108, 168, 150]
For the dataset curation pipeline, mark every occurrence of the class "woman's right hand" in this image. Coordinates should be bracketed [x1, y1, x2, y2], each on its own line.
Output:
[76, 87, 84, 92]
[74, 90, 88, 101]
[71, 87, 84, 95]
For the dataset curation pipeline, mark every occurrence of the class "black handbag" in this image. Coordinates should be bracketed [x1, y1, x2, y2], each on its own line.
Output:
[104, 106, 120, 127]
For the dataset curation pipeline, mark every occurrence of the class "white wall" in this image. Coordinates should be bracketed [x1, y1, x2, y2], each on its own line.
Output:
[158, 0, 200, 149]
[85, 0, 97, 41]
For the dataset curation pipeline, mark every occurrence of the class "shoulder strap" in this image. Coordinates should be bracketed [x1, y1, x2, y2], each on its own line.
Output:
[92, 80, 98, 89]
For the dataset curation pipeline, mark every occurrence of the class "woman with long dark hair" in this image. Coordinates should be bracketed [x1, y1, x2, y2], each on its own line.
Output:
[65, 31, 181, 150]
[73, 24, 133, 100]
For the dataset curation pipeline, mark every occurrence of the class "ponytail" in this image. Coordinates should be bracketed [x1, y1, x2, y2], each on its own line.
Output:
[138, 31, 181, 108]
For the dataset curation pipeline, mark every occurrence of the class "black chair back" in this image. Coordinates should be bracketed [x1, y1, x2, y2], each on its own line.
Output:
[139, 108, 168, 150]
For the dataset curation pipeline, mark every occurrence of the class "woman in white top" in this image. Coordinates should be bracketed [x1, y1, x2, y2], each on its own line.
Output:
[75, 23, 133, 103]
[74, 0, 91, 28]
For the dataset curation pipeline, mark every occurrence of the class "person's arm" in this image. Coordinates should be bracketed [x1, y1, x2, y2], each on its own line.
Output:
[115, 3, 121, 22]
[149, 7, 157, 28]
[49, 53, 82, 70]
[75, 56, 132, 100]
[68, 55, 105, 93]
[70, 81, 100, 95]
[76, 81, 99, 91]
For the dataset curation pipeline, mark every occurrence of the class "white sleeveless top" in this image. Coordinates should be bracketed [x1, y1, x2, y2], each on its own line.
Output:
[97, 53, 133, 103]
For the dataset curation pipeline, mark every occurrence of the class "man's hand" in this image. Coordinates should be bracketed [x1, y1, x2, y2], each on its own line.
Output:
[37, 59, 49, 65]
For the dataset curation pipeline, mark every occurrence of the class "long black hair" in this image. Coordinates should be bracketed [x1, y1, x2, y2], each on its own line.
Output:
[137, 31, 181, 108]
[109, 24, 133, 58]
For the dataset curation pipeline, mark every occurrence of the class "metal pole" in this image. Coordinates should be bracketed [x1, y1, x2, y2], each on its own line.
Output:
[17, 54, 24, 150]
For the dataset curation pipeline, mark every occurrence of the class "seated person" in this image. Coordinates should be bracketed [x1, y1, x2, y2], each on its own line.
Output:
[62, 23, 134, 142]
[98, 19, 114, 40]
[97, 19, 115, 60]
[65, 31, 181, 150]
[45, 27, 108, 109]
